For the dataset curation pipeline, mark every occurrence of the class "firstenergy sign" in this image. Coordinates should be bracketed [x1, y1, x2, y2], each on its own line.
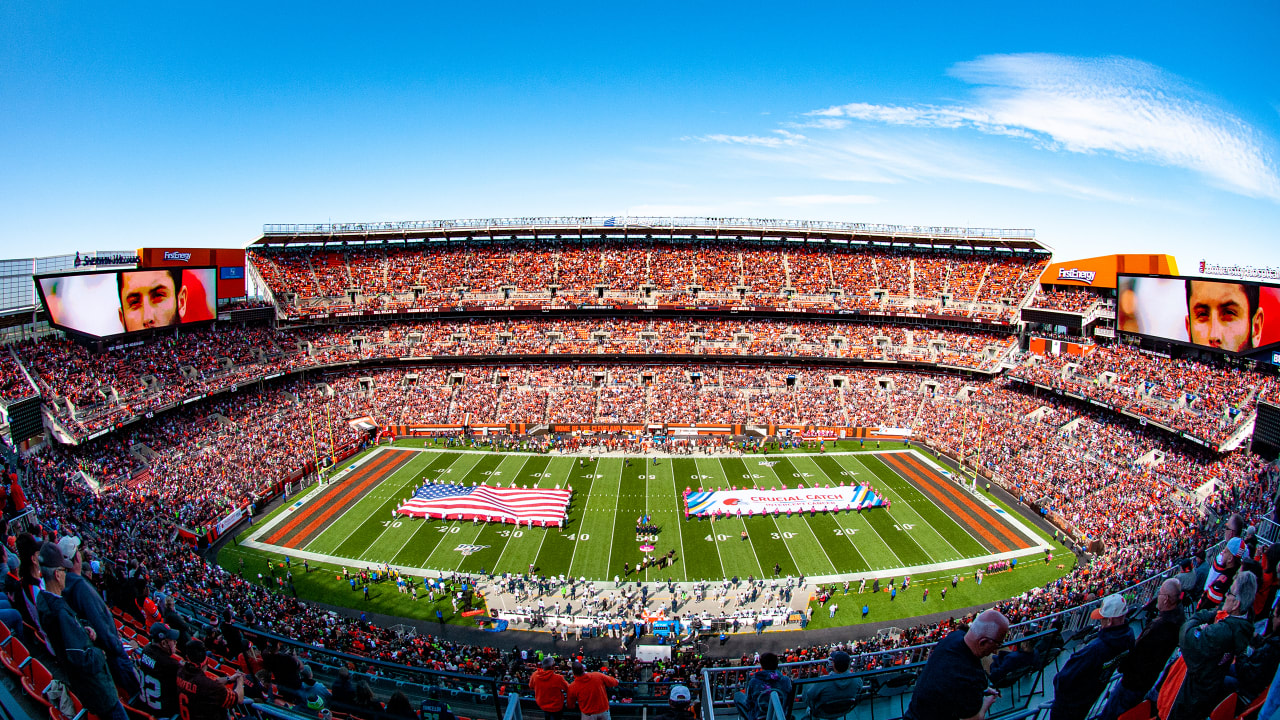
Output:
[1057, 268, 1096, 284]
[163, 251, 193, 262]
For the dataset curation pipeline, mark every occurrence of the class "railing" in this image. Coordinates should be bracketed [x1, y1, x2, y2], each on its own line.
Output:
[698, 552, 1196, 712]
[262, 217, 1037, 242]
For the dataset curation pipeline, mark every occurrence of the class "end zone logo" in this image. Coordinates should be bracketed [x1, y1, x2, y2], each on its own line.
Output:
[1057, 268, 1096, 284]
[163, 251, 192, 262]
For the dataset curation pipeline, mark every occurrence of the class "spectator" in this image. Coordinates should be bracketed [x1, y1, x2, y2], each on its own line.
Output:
[1168, 571, 1258, 720]
[351, 680, 385, 718]
[1200, 537, 1243, 610]
[219, 608, 245, 657]
[263, 642, 304, 699]
[330, 667, 356, 704]
[136, 622, 183, 719]
[1099, 579, 1184, 720]
[905, 609, 1009, 720]
[385, 691, 418, 719]
[735, 652, 794, 720]
[568, 661, 620, 720]
[1231, 601, 1280, 704]
[1051, 594, 1135, 720]
[35, 541, 128, 720]
[531, 656, 572, 720]
[162, 594, 195, 646]
[988, 641, 1036, 686]
[802, 650, 863, 718]
[658, 685, 696, 720]
[59, 535, 139, 696]
[419, 692, 456, 720]
[176, 639, 245, 720]
[0, 544, 22, 639]
[300, 664, 332, 703]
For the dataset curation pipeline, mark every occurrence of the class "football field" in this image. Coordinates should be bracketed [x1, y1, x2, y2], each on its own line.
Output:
[240, 443, 1050, 583]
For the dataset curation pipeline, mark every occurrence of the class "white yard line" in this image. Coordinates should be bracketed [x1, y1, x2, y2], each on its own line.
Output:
[750, 458, 831, 575]
[663, 457, 690, 582]
[379, 454, 468, 563]
[868, 452, 1019, 555]
[350, 453, 442, 560]
[492, 456, 561, 573]
[838, 454, 962, 563]
[698, 458, 764, 578]
[571, 458, 618, 579]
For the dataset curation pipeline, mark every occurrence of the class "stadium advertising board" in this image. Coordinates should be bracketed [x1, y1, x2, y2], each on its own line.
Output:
[36, 267, 218, 339]
[1117, 274, 1280, 364]
[1040, 254, 1178, 290]
[139, 248, 247, 298]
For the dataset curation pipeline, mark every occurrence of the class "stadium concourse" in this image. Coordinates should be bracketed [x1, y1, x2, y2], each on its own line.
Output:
[0, 226, 1278, 720]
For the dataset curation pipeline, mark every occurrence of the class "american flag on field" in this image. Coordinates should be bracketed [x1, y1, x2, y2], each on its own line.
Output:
[397, 484, 572, 525]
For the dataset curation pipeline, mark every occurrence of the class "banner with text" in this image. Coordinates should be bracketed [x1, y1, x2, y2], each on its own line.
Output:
[683, 485, 887, 517]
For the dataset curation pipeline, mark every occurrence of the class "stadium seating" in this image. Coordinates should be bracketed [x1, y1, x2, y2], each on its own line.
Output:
[7, 231, 1280, 720]
[247, 241, 1049, 321]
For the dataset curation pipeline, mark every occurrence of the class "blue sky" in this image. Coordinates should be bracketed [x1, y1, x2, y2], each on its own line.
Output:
[2, 2, 1278, 269]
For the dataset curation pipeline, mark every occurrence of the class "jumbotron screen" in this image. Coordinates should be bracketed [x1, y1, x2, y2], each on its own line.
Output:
[36, 267, 218, 339]
[1117, 274, 1280, 364]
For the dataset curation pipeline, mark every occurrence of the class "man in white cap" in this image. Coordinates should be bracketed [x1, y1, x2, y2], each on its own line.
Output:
[657, 685, 696, 720]
[59, 535, 139, 696]
[1050, 594, 1135, 720]
[1199, 537, 1243, 610]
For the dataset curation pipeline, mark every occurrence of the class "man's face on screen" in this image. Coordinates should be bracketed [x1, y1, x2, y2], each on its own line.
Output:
[119, 271, 179, 331]
[1186, 281, 1254, 352]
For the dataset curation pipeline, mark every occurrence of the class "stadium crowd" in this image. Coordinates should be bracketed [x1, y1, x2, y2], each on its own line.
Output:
[1010, 343, 1278, 446]
[247, 241, 1048, 319]
[5, 351, 1277, 719]
[9, 320, 1020, 440]
[1030, 287, 1101, 313]
[6, 262, 1280, 720]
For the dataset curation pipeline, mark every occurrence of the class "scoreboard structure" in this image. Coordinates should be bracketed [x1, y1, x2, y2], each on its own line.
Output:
[137, 248, 247, 300]
[1255, 401, 1280, 461]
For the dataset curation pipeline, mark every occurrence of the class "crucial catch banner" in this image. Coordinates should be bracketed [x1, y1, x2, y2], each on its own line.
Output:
[683, 485, 888, 517]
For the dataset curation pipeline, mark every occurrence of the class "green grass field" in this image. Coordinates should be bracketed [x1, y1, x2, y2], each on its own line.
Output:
[219, 440, 1075, 628]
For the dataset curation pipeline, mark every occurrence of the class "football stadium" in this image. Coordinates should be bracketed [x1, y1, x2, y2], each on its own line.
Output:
[1, 218, 1278, 720]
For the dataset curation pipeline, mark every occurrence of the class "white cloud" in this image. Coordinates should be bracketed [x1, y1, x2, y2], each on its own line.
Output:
[808, 54, 1280, 201]
[697, 129, 805, 148]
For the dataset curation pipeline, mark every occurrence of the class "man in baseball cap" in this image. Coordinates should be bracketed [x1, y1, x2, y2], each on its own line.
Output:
[1053, 595, 1134, 720]
[60, 534, 139, 696]
[136, 624, 183, 718]
[57, 535, 81, 563]
[177, 639, 245, 720]
[658, 685, 695, 720]
[35, 541, 131, 720]
[1200, 538, 1243, 610]
[802, 650, 862, 718]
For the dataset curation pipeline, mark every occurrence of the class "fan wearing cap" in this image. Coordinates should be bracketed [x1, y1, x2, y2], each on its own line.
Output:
[1199, 537, 1244, 610]
[801, 651, 863, 719]
[1168, 571, 1258, 720]
[530, 656, 571, 720]
[136, 623, 183, 719]
[176, 639, 245, 720]
[1097, 579, 1184, 720]
[34, 541, 131, 720]
[1050, 594, 1135, 720]
[59, 535, 140, 697]
[656, 685, 696, 720]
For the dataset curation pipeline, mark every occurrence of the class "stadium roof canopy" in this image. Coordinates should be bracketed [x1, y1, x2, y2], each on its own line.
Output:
[252, 217, 1048, 253]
